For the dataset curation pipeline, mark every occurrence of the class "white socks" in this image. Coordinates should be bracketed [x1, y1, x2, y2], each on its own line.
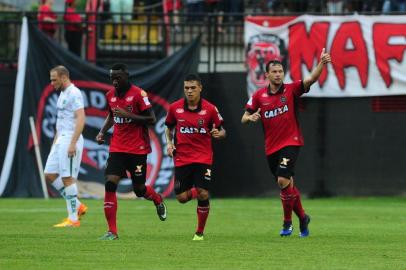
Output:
[51, 177, 81, 208]
[64, 184, 79, 222]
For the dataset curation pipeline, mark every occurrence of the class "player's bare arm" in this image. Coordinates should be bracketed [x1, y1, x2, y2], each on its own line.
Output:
[96, 112, 114, 145]
[68, 108, 85, 157]
[113, 107, 156, 125]
[210, 124, 226, 139]
[303, 48, 331, 90]
[164, 127, 176, 158]
[241, 108, 261, 124]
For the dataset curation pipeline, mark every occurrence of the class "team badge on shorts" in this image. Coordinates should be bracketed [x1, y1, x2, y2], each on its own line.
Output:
[280, 158, 290, 166]
[204, 169, 211, 181]
[135, 165, 143, 173]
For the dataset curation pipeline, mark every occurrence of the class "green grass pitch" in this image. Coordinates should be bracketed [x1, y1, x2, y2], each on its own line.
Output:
[0, 197, 405, 270]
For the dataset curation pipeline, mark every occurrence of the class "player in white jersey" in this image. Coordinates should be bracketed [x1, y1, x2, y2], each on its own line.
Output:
[44, 65, 88, 227]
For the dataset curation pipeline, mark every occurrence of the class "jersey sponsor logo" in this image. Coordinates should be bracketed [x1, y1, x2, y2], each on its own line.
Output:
[113, 116, 132, 124]
[262, 93, 268, 97]
[126, 96, 134, 102]
[34, 81, 174, 199]
[180, 126, 207, 134]
[176, 108, 184, 113]
[264, 105, 289, 118]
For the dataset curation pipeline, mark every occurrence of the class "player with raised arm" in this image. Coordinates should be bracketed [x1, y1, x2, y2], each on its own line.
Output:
[241, 49, 331, 237]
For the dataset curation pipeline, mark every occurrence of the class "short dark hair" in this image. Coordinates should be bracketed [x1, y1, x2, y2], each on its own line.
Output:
[111, 63, 129, 74]
[184, 73, 202, 85]
[50, 65, 70, 78]
[265, 60, 284, 73]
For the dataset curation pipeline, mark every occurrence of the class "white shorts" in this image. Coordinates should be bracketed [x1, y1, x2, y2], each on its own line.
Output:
[44, 134, 84, 179]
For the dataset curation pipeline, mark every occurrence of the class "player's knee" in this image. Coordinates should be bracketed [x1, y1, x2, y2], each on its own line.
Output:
[198, 198, 209, 207]
[133, 184, 146, 197]
[45, 173, 57, 183]
[277, 177, 291, 189]
[197, 188, 209, 200]
[176, 193, 189, 204]
[62, 177, 74, 186]
[45, 174, 53, 183]
[105, 181, 118, 192]
[105, 175, 120, 184]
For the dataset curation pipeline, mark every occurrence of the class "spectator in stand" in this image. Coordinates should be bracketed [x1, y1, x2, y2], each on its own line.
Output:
[64, 0, 83, 57]
[206, 0, 225, 33]
[111, 0, 134, 40]
[163, 0, 183, 32]
[186, 0, 205, 22]
[383, 0, 406, 12]
[224, 0, 244, 21]
[38, 0, 57, 38]
[343, 0, 369, 12]
[259, 0, 283, 13]
[397, 0, 406, 11]
[326, 0, 344, 14]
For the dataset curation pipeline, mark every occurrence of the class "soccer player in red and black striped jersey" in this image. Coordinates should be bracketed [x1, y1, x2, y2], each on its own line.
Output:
[96, 63, 167, 240]
[242, 49, 331, 237]
[165, 74, 226, 241]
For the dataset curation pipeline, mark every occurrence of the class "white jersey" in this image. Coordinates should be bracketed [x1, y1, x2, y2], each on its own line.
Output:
[45, 83, 84, 178]
[56, 83, 84, 135]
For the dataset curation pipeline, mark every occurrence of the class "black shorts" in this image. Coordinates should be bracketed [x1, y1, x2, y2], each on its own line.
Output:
[267, 146, 300, 180]
[174, 163, 212, 195]
[105, 152, 147, 185]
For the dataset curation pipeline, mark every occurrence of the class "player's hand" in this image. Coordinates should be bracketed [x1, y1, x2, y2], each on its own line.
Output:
[113, 107, 130, 118]
[320, 48, 331, 65]
[167, 144, 176, 158]
[249, 108, 261, 122]
[210, 124, 221, 139]
[68, 143, 76, 157]
[96, 132, 105, 145]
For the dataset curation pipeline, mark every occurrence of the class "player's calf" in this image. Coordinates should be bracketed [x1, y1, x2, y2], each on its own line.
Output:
[299, 214, 311, 237]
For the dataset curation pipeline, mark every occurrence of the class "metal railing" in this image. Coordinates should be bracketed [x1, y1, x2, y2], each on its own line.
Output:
[0, 11, 244, 72]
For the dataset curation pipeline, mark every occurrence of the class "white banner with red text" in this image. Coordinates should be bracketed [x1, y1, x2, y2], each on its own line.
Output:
[245, 15, 406, 97]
